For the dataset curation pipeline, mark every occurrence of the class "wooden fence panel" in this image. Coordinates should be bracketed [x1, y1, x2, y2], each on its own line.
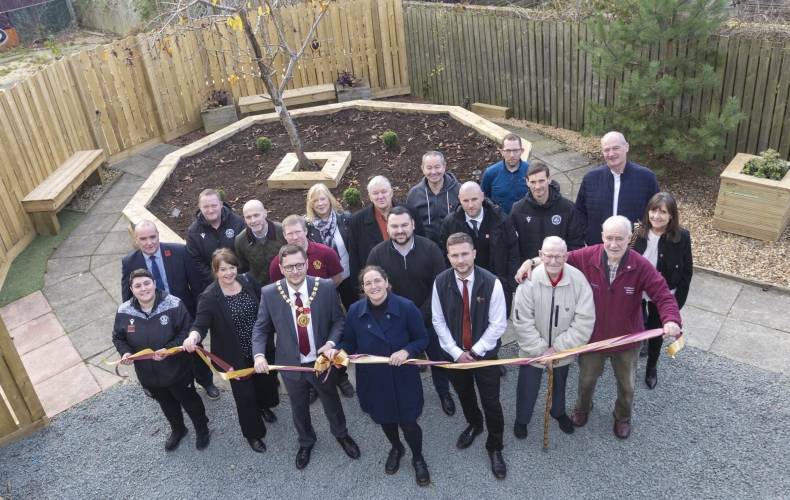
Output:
[403, 4, 790, 161]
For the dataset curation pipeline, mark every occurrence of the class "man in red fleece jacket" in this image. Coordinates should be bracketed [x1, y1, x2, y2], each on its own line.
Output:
[517, 215, 681, 438]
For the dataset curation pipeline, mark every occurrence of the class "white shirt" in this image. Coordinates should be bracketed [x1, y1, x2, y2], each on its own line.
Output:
[144, 248, 169, 293]
[431, 269, 507, 361]
[465, 209, 484, 232]
[332, 226, 350, 280]
[612, 170, 621, 215]
[286, 280, 317, 363]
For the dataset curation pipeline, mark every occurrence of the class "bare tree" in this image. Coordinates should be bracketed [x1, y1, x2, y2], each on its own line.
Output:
[140, 0, 334, 169]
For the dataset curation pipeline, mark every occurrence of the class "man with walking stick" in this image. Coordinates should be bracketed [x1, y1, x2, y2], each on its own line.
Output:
[512, 236, 595, 442]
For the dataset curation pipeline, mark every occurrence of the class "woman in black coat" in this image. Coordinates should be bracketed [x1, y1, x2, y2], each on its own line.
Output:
[113, 268, 210, 452]
[326, 266, 431, 486]
[632, 192, 693, 389]
[183, 249, 279, 453]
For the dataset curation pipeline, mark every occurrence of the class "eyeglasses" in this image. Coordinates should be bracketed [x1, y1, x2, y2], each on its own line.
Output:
[501, 149, 523, 155]
[541, 254, 566, 262]
[282, 262, 306, 272]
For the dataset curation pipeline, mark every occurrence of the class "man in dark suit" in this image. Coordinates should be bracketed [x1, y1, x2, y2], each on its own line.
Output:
[252, 244, 360, 470]
[121, 220, 219, 400]
[348, 175, 426, 291]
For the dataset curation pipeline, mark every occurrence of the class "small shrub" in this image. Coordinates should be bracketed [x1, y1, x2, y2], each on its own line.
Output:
[382, 131, 398, 149]
[256, 137, 272, 152]
[343, 187, 362, 206]
[337, 71, 364, 88]
[204, 89, 230, 109]
[216, 188, 227, 201]
[741, 149, 788, 181]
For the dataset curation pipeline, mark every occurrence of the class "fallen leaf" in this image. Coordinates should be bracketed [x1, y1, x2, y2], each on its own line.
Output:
[151, 428, 160, 436]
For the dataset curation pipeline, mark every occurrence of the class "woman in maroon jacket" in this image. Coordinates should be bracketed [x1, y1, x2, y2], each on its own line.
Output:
[632, 192, 693, 389]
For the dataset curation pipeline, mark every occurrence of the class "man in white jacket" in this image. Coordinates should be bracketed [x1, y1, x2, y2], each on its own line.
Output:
[512, 236, 595, 439]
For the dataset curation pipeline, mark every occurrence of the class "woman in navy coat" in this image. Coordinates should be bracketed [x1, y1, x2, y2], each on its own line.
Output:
[327, 265, 431, 486]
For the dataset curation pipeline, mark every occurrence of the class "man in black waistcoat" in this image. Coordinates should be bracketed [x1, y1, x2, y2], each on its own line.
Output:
[431, 232, 508, 479]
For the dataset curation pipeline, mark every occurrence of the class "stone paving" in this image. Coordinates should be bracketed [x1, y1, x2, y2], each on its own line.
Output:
[1, 128, 788, 421]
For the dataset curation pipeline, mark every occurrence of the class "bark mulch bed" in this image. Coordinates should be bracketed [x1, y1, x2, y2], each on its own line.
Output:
[151, 109, 502, 236]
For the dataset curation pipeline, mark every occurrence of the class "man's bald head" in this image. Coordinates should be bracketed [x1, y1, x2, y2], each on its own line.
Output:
[458, 181, 485, 218]
[243, 199, 265, 213]
[134, 219, 158, 236]
[133, 220, 160, 256]
[242, 199, 268, 236]
[459, 181, 483, 196]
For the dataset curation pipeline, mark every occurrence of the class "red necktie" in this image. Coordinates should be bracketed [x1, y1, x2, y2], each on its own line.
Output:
[461, 279, 472, 350]
[294, 292, 310, 356]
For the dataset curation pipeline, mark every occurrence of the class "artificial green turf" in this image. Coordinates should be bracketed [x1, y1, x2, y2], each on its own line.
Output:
[0, 210, 85, 307]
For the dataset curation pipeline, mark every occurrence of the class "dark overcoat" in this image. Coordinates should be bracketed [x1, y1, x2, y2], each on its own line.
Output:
[336, 293, 429, 425]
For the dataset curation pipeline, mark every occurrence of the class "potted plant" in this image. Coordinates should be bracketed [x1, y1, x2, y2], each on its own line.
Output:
[200, 89, 238, 134]
[713, 149, 790, 241]
[334, 71, 371, 102]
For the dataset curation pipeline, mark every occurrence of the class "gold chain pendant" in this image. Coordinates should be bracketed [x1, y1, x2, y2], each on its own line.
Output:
[297, 314, 310, 327]
[277, 279, 321, 327]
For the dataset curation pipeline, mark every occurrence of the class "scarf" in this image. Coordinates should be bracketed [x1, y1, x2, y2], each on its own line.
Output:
[314, 210, 338, 252]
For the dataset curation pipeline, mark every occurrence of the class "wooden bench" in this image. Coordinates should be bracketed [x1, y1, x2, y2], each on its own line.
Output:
[22, 150, 106, 236]
[238, 83, 337, 115]
[472, 102, 512, 120]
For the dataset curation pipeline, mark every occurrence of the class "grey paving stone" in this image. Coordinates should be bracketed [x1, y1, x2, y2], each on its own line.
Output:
[140, 143, 179, 160]
[43, 257, 91, 286]
[87, 346, 139, 383]
[51, 233, 105, 259]
[710, 318, 790, 375]
[103, 174, 146, 198]
[539, 150, 594, 173]
[530, 138, 569, 156]
[111, 216, 132, 233]
[728, 285, 790, 334]
[69, 313, 116, 359]
[54, 290, 119, 333]
[91, 253, 126, 270]
[93, 231, 134, 255]
[112, 155, 160, 177]
[685, 271, 743, 315]
[491, 122, 546, 143]
[92, 259, 122, 298]
[70, 213, 123, 236]
[89, 194, 134, 215]
[680, 305, 726, 351]
[43, 272, 103, 310]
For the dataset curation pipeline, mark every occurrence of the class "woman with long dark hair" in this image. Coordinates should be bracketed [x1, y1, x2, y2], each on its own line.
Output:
[632, 192, 693, 389]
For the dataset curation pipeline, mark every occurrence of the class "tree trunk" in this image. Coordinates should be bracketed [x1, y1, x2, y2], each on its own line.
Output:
[240, 12, 318, 171]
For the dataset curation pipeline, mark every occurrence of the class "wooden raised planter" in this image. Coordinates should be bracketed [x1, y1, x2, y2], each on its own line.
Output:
[201, 97, 238, 134]
[713, 153, 790, 241]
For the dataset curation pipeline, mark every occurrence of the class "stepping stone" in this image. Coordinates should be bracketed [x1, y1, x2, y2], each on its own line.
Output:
[34, 363, 101, 417]
[0, 291, 52, 331]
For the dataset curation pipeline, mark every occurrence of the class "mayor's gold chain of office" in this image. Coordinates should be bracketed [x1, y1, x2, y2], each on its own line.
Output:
[277, 279, 320, 327]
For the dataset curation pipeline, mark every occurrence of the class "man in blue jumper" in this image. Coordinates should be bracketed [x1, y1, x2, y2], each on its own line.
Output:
[574, 131, 659, 246]
[481, 133, 530, 215]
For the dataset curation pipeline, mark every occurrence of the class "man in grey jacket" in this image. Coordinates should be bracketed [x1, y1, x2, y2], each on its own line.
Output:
[406, 151, 460, 246]
[511, 236, 595, 439]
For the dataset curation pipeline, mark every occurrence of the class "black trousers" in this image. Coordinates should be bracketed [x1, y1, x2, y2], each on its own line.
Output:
[643, 300, 664, 369]
[192, 342, 214, 388]
[515, 364, 570, 425]
[143, 369, 208, 431]
[446, 364, 504, 451]
[282, 363, 348, 447]
[425, 323, 451, 395]
[228, 353, 280, 439]
[381, 421, 423, 460]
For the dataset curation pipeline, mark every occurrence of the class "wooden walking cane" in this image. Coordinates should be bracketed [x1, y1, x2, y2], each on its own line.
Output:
[542, 363, 554, 452]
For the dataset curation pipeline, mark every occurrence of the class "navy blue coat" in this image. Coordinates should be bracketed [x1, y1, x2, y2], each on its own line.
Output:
[574, 161, 659, 246]
[121, 242, 204, 318]
[335, 293, 429, 425]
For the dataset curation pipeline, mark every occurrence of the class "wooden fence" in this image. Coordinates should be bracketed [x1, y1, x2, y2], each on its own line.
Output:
[0, 315, 49, 447]
[0, 0, 409, 290]
[403, 3, 790, 164]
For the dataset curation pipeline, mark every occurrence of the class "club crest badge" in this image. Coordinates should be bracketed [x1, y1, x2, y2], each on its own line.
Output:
[526, 216, 532, 223]
[313, 260, 322, 270]
[200, 233, 205, 239]
[160, 316, 169, 325]
[225, 229, 235, 238]
[551, 215, 562, 225]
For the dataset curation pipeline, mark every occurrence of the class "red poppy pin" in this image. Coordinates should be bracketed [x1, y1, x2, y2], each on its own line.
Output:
[476, 297, 485, 302]
[164, 250, 171, 257]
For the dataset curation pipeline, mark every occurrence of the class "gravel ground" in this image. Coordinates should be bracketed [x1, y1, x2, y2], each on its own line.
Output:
[1, 343, 787, 499]
[64, 167, 122, 213]
[505, 118, 790, 289]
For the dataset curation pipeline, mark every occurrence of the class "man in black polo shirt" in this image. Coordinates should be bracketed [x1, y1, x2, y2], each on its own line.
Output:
[366, 206, 456, 417]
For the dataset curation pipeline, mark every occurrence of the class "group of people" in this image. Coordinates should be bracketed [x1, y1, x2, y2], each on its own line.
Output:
[112, 130, 693, 485]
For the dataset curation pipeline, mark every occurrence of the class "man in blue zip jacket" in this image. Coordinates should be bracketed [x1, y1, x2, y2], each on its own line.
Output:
[481, 133, 530, 215]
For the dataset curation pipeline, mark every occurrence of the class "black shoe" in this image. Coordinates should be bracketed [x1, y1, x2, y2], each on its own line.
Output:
[164, 426, 187, 451]
[456, 424, 484, 449]
[488, 450, 507, 479]
[385, 447, 404, 474]
[309, 387, 318, 405]
[499, 365, 507, 377]
[195, 425, 210, 450]
[204, 383, 220, 400]
[513, 422, 528, 439]
[412, 457, 431, 486]
[645, 366, 658, 389]
[296, 445, 313, 470]
[262, 408, 277, 423]
[338, 379, 355, 398]
[336, 435, 361, 459]
[554, 413, 575, 434]
[247, 438, 266, 453]
[143, 388, 154, 399]
[639, 341, 649, 357]
[439, 393, 456, 416]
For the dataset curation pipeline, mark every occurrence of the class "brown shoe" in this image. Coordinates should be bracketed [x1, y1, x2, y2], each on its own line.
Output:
[570, 409, 589, 427]
[613, 412, 631, 439]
